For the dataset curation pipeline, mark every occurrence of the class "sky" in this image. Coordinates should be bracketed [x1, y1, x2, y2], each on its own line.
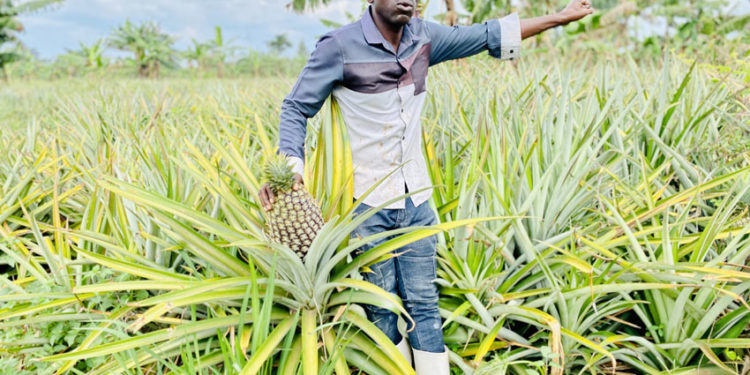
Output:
[16, 0, 750, 61]
[16, 0, 451, 60]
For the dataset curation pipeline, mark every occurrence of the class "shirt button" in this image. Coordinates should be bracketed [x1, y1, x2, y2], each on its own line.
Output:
[402, 136, 405, 140]
[510, 49, 514, 53]
[401, 108, 404, 113]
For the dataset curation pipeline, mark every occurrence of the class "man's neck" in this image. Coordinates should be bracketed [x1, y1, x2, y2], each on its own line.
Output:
[369, 7, 404, 53]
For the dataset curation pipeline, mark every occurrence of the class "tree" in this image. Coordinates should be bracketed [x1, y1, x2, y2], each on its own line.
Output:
[73, 39, 105, 68]
[296, 40, 309, 58]
[288, 0, 465, 26]
[210, 25, 225, 77]
[207, 25, 238, 78]
[50, 39, 106, 77]
[287, 0, 334, 12]
[4, 43, 39, 78]
[0, 0, 62, 82]
[54, 50, 85, 77]
[109, 20, 177, 78]
[183, 38, 209, 71]
[183, 26, 236, 78]
[267, 33, 292, 55]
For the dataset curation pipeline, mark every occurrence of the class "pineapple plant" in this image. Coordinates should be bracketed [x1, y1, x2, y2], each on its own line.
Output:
[262, 154, 325, 259]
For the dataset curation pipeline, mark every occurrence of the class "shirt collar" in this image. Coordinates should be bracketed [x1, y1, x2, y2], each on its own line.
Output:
[361, 6, 421, 51]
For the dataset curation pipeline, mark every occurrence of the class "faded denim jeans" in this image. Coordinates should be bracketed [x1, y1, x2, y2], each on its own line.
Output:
[350, 196, 445, 353]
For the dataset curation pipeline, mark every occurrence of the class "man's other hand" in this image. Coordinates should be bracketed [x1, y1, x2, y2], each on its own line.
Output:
[259, 174, 304, 211]
[560, 0, 594, 25]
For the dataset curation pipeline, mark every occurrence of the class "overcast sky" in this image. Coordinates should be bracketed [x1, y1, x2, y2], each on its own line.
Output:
[16, 0, 451, 60]
[16, 0, 750, 61]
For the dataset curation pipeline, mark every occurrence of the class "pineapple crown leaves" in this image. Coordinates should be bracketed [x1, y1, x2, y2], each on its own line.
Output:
[263, 153, 296, 193]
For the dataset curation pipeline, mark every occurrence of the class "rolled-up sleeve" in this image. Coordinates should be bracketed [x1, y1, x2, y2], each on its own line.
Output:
[426, 13, 522, 66]
[491, 13, 521, 60]
[278, 33, 343, 169]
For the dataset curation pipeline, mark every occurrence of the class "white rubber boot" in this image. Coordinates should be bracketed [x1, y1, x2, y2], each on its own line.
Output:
[413, 347, 449, 375]
[396, 337, 413, 367]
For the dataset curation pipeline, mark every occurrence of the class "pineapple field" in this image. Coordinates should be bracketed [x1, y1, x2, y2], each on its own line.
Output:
[1, 51, 749, 375]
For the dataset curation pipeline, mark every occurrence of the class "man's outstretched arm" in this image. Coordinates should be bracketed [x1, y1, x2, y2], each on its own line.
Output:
[425, 0, 594, 65]
[520, 0, 594, 40]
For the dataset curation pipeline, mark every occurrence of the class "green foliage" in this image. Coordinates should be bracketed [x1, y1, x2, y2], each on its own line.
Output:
[1, 7, 750, 373]
[0, 0, 61, 80]
[264, 154, 296, 193]
[267, 33, 293, 55]
[288, 0, 337, 13]
[3, 0, 750, 81]
[458, 0, 513, 24]
[109, 20, 177, 78]
[73, 39, 106, 68]
[1, 51, 749, 373]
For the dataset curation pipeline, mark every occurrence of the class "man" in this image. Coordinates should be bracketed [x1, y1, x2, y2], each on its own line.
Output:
[259, 0, 593, 373]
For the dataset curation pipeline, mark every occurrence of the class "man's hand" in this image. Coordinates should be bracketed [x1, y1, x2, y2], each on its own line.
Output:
[559, 0, 594, 25]
[520, 0, 594, 39]
[259, 174, 304, 211]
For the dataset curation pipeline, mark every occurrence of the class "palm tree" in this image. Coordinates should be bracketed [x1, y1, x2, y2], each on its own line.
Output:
[109, 20, 177, 78]
[295, 40, 309, 58]
[74, 39, 106, 68]
[54, 50, 85, 77]
[183, 38, 209, 71]
[51, 40, 105, 77]
[207, 26, 237, 78]
[0, 0, 62, 81]
[267, 33, 292, 55]
[209, 25, 224, 77]
[183, 26, 235, 78]
[287, 0, 334, 12]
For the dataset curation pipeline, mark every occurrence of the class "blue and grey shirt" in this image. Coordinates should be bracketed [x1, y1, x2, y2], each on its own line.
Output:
[279, 6, 521, 209]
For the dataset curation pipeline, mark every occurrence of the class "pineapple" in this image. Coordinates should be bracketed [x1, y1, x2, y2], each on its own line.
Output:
[263, 155, 324, 259]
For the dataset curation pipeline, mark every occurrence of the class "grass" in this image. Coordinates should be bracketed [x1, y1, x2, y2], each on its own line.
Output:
[1, 51, 749, 374]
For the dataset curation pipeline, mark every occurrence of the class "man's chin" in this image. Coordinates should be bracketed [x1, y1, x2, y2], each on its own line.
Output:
[391, 14, 412, 25]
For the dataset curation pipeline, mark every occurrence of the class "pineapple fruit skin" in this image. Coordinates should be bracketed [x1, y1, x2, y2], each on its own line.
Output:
[265, 188, 324, 259]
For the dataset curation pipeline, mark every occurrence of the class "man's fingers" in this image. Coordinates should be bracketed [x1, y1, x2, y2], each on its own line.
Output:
[259, 187, 268, 210]
[562, 0, 593, 22]
[292, 174, 304, 190]
[572, 0, 594, 17]
[259, 188, 267, 210]
[260, 185, 274, 211]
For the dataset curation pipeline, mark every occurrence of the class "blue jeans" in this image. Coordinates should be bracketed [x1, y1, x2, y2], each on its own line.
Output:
[350, 196, 445, 353]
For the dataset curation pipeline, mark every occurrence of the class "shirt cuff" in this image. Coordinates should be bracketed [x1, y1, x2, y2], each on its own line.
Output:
[487, 12, 521, 60]
[287, 156, 305, 177]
